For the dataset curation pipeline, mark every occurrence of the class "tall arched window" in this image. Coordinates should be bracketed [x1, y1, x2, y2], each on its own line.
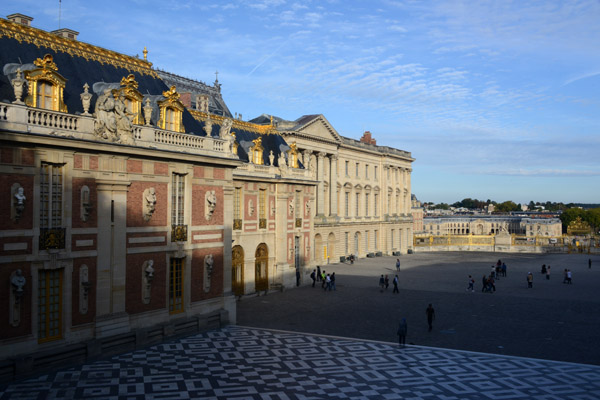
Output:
[24, 54, 67, 112]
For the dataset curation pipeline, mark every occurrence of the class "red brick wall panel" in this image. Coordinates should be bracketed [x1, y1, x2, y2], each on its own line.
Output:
[89, 156, 98, 170]
[21, 149, 34, 165]
[192, 186, 224, 226]
[1, 147, 13, 164]
[0, 174, 34, 231]
[191, 248, 223, 302]
[127, 181, 168, 227]
[72, 257, 96, 326]
[154, 162, 168, 176]
[126, 253, 166, 314]
[213, 168, 225, 180]
[127, 160, 143, 174]
[72, 178, 97, 229]
[74, 155, 83, 169]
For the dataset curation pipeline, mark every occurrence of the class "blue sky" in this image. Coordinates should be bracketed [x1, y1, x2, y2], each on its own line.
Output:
[5, 1, 599, 204]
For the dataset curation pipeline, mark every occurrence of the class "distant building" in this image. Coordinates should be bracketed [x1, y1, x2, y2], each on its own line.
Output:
[422, 216, 562, 237]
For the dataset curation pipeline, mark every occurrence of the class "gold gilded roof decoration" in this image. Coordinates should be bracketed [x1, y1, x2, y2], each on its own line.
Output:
[188, 110, 278, 135]
[0, 18, 157, 78]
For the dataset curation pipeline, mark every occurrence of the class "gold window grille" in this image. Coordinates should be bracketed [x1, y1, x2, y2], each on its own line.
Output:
[118, 74, 143, 125]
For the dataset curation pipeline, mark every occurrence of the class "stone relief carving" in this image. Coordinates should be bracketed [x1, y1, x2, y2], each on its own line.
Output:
[80, 185, 92, 222]
[305, 200, 310, 217]
[248, 199, 255, 216]
[289, 201, 294, 217]
[204, 254, 214, 293]
[10, 269, 26, 327]
[12, 184, 26, 221]
[79, 265, 90, 314]
[205, 190, 217, 220]
[270, 199, 275, 216]
[142, 260, 154, 304]
[80, 83, 93, 116]
[219, 118, 233, 138]
[143, 187, 157, 222]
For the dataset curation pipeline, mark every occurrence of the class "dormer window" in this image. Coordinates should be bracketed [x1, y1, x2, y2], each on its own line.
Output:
[118, 74, 143, 125]
[158, 86, 184, 133]
[250, 137, 264, 165]
[24, 54, 67, 112]
[287, 142, 299, 168]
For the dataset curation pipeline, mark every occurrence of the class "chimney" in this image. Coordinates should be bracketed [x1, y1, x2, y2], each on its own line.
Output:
[51, 28, 79, 40]
[7, 13, 33, 27]
[360, 131, 377, 145]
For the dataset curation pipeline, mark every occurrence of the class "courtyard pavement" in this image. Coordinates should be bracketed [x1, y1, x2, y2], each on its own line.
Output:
[1, 252, 599, 399]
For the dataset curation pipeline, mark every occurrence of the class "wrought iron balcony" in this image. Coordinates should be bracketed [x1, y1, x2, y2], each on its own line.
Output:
[295, 218, 302, 228]
[233, 219, 242, 230]
[259, 218, 267, 229]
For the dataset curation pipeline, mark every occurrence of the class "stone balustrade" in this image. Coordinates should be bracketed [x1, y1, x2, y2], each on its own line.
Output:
[0, 102, 232, 158]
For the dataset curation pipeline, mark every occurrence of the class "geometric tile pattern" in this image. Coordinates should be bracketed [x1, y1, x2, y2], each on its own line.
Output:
[1, 326, 600, 399]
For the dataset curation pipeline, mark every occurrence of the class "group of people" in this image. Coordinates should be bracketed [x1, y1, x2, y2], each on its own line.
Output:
[396, 304, 436, 347]
[379, 274, 400, 293]
[310, 266, 336, 291]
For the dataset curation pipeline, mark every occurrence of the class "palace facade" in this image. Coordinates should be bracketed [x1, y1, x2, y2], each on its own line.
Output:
[422, 215, 562, 237]
[0, 13, 413, 376]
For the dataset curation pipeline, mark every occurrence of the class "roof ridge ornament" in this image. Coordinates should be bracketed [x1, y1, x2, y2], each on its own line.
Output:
[33, 54, 58, 71]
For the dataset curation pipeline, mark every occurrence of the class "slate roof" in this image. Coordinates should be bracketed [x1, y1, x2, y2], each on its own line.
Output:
[0, 19, 205, 135]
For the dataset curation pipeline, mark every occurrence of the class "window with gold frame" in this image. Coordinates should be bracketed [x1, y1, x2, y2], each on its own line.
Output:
[24, 54, 67, 112]
[249, 137, 264, 165]
[158, 86, 185, 133]
[234, 187, 242, 230]
[38, 268, 63, 343]
[118, 74, 143, 125]
[287, 142, 299, 168]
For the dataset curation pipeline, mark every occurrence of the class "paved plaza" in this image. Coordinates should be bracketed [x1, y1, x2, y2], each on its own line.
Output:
[2, 252, 600, 399]
[238, 252, 600, 365]
[1, 326, 599, 399]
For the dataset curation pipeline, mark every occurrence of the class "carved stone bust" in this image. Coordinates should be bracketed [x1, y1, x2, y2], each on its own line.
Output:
[205, 190, 217, 220]
[143, 187, 157, 221]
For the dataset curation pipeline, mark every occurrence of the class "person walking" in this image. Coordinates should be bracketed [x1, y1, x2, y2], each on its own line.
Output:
[310, 269, 316, 287]
[527, 272, 533, 288]
[397, 318, 407, 347]
[393, 275, 399, 293]
[467, 275, 474, 292]
[502, 262, 507, 277]
[396, 259, 401, 272]
[324, 273, 331, 291]
[426, 304, 435, 332]
[379, 275, 385, 293]
[321, 270, 327, 288]
[589, 258, 592, 269]
[384, 275, 390, 290]
[546, 265, 551, 280]
[567, 269, 572, 284]
[316, 266, 321, 282]
[330, 272, 336, 291]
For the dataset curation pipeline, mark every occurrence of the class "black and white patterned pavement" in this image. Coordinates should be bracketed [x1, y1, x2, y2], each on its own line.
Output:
[1, 326, 599, 399]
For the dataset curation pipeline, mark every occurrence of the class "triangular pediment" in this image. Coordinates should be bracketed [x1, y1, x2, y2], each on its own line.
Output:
[294, 115, 342, 143]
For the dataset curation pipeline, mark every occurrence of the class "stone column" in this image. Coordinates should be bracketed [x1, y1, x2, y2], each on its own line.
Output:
[383, 166, 389, 216]
[329, 155, 338, 216]
[316, 152, 326, 216]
